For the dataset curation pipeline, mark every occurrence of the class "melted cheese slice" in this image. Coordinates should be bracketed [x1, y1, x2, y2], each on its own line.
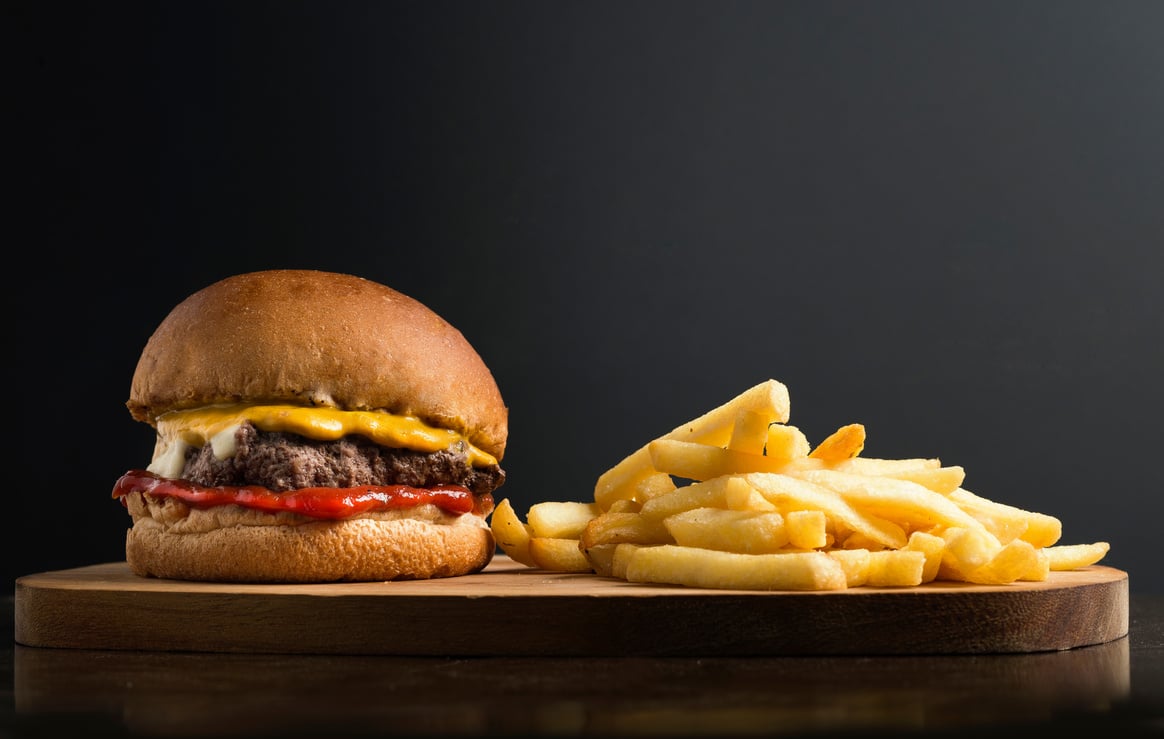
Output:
[146, 404, 497, 479]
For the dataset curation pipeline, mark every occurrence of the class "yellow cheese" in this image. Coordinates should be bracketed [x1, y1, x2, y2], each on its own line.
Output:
[146, 404, 497, 479]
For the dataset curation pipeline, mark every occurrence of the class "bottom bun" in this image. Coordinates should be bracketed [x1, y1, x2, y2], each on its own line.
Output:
[126, 512, 495, 583]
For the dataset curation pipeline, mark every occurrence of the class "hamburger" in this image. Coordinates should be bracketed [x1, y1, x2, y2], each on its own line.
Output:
[112, 269, 507, 582]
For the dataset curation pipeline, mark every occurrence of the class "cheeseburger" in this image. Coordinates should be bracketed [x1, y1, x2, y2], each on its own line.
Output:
[112, 269, 506, 582]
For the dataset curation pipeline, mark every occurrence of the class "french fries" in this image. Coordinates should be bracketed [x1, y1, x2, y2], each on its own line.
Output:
[490, 498, 603, 571]
[491, 379, 1112, 590]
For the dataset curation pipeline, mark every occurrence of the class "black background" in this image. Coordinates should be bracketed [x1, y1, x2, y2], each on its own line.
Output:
[12, 1, 1163, 592]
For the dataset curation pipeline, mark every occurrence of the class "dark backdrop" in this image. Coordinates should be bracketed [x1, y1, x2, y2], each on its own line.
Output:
[12, 1, 1163, 592]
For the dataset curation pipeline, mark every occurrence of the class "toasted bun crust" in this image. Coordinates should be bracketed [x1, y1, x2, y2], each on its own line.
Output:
[125, 501, 494, 583]
[127, 269, 507, 460]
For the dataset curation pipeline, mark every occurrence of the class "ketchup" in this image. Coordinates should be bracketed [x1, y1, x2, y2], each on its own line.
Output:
[112, 470, 490, 519]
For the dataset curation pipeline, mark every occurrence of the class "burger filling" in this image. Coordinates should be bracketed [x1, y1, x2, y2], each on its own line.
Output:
[181, 422, 505, 495]
[114, 421, 504, 521]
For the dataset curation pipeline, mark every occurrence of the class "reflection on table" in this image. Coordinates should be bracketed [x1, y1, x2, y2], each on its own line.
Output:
[15, 636, 1130, 736]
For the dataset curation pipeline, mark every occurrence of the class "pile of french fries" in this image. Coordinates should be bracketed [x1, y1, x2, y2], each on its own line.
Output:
[492, 380, 1110, 590]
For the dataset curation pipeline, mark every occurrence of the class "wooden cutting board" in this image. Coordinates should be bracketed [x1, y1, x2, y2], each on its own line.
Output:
[15, 557, 1127, 657]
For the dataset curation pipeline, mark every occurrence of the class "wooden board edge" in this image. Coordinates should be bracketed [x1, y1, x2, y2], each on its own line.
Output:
[14, 562, 1128, 657]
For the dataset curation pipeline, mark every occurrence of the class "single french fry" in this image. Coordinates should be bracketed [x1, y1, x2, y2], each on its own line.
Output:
[624, 545, 848, 591]
[840, 531, 887, 551]
[808, 423, 866, 462]
[1045, 542, 1111, 570]
[527, 501, 600, 539]
[663, 508, 789, 553]
[593, 447, 655, 512]
[1020, 547, 1051, 582]
[883, 466, 966, 495]
[866, 549, 926, 587]
[765, 423, 811, 460]
[831, 457, 942, 475]
[728, 409, 772, 456]
[640, 477, 735, 521]
[648, 439, 801, 481]
[580, 510, 673, 550]
[785, 509, 828, 549]
[490, 497, 536, 567]
[594, 380, 791, 509]
[529, 537, 593, 573]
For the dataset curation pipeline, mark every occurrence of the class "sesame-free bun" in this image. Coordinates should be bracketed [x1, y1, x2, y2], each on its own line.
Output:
[127, 269, 507, 460]
[123, 492, 494, 582]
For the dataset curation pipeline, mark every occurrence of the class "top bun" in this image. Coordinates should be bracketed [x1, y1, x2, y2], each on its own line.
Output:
[127, 270, 508, 460]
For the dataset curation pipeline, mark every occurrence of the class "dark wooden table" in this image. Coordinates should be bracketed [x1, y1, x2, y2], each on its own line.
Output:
[5, 589, 1164, 737]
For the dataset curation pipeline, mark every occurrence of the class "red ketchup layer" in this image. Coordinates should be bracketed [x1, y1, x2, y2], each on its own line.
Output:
[112, 470, 489, 520]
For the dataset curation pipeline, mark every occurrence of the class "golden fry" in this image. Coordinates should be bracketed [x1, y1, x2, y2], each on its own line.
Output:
[865, 549, 926, 587]
[884, 466, 965, 495]
[491, 497, 535, 567]
[765, 424, 811, 460]
[640, 477, 737, 521]
[529, 537, 593, 573]
[727, 409, 772, 456]
[784, 509, 828, 550]
[527, 501, 600, 539]
[1045, 542, 1111, 570]
[648, 439, 799, 481]
[663, 508, 789, 553]
[831, 457, 941, 475]
[625, 545, 848, 591]
[808, 423, 866, 462]
[580, 510, 673, 550]
[1020, 548, 1051, 582]
[904, 531, 945, 583]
